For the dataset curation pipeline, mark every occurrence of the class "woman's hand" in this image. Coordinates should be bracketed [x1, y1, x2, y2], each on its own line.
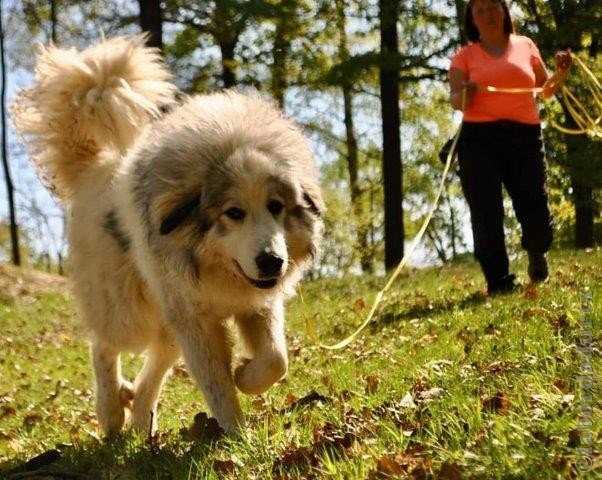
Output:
[463, 81, 478, 101]
[449, 67, 478, 111]
[539, 50, 573, 98]
[453, 81, 478, 110]
[554, 50, 573, 72]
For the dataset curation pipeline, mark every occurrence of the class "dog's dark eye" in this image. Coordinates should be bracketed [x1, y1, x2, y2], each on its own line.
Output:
[267, 200, 284, 216]
[224, 207, 246, 221]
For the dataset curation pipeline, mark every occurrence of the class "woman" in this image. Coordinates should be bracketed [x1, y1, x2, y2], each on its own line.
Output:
[449, 0, 572, 294]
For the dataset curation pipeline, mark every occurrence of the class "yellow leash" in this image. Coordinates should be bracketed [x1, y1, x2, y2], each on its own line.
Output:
[319, 92, 465, 350]
[486, 53, 601, 138]
[320, 53, 599, 350]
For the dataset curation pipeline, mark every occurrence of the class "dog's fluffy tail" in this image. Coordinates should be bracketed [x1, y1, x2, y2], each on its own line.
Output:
[11, 34, 176, 200]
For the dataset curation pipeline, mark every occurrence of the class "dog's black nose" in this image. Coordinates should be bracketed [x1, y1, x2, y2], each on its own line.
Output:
[255, 252, 283, 277]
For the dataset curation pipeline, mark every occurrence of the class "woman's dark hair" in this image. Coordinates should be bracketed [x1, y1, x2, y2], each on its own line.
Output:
[464, 0, 515, 42]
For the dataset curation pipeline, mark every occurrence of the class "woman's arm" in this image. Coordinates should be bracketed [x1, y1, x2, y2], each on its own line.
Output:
[535, 50, 573, 99]
[449, 67, 477, 111]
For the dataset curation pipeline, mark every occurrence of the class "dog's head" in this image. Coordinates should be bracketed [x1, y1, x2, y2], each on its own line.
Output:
[132, 92, 324, 293]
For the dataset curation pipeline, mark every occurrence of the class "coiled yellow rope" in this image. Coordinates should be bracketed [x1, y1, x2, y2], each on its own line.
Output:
[486, 53, 601, 138]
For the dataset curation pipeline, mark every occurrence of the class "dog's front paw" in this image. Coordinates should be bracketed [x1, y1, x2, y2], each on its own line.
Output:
[215, 411, 246, 437]
[119, 381, 134, 409]
[97, 407, 126, 436]
[129, 408, 156, 434]
[96, 381, 134, 436]
[234, 354, 287, 395]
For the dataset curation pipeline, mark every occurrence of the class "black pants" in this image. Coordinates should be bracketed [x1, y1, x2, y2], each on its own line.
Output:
[458, 121, 553, 287]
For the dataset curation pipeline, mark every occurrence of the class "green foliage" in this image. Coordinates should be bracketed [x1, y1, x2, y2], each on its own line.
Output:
[7, 0, 601, 274]
[512, 0, 601, 247]
[316, 142, 385, 275]
[0, 222, 35, 267]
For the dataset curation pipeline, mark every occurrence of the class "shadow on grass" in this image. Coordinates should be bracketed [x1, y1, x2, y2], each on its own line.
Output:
[2, 432, 222, 479]
[371, 290, 488, 329]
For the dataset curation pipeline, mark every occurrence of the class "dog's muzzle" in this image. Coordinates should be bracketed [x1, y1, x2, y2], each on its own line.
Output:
[234, 260, 279, 290]
[255, 252, 283, 277]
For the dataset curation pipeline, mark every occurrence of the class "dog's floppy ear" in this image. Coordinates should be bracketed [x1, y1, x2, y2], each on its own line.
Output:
[160, 195, 201, 235]
[302, 184, 325, 217]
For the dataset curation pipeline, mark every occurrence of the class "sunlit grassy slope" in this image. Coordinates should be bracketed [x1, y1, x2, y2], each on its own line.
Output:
[0, 248, 600, 479]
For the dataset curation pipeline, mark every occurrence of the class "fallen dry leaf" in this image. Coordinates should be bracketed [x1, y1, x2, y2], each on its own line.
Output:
[523, 285, 539, 300]
[313, 421, 356, 452]
[354, 298, 366, 311]
[251, 395, 269, 411]
[8, 439, 23, 453]
[285, 392, 298, 405]
[482, 360, 518, 374]
[281, 390, 332, 412]
[0, 405, 16, 420]
[417, 387, 445, 403]
[549, 314, 570, 332]
[321, 375, 337, 395]
[568, 429, 581, 448]
[375, 454, 406, 476]
[172, 363, 189, 378]
[23, 411, 43, 426]
[437, 461, 463, 479]
[400, 392, 417, 409]
[482, 391, 510, 414]
[369, 447, 431, 479]
[180, 412, 224, 442]
[272, 443, 315, 474]
[553, 378, 570, 393]
[365, 375, 380, 395]
[213, 459, 238, 475]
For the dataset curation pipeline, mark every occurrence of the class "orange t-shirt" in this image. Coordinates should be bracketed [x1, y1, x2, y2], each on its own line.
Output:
[450, 34, 545, 125]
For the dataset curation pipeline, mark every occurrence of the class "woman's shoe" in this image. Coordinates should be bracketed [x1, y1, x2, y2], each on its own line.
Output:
[528, 252, 549, 283]
[487, 273, 517, 296]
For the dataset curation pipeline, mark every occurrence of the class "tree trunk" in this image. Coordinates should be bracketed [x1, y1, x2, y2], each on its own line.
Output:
[272, 26, 286, 109]
[219, 41, 236, 88]
[425, 229, 447, 264]
[138, 0, 163, 50]
[546, 0, 596, 248]
[0, 1, 20, 266]
[453, 0, 466, 46]
[271, 0, 295, 109]
[571, 174, 595, 248]
[49, 0, 57, 43]
[562, 104, 596, 248]
[379, 0, 403, 270]
[336, 0, 372, 273]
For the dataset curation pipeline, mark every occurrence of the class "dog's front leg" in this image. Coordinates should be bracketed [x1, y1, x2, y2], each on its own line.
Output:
[234, 301, 288, 395]
[130, 334, 181, 434]
[91, 342, 133, 435]
[168, 307, 244, 434]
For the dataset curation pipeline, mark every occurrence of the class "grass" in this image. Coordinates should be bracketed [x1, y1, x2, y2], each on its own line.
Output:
[0, 248, 600, 479]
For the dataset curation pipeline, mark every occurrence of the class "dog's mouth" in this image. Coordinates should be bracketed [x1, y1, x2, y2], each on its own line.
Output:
[233, 261, 278, 290]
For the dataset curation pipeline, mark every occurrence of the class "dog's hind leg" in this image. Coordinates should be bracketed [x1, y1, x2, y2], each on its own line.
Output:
[91, 342, 132, 435]
[169, 311, 244, 434]
[234, 301, 288, 395]
[130, 334, 180, 433]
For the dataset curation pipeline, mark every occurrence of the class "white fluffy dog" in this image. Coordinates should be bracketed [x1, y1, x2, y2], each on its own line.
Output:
[12, 35, 324, 435]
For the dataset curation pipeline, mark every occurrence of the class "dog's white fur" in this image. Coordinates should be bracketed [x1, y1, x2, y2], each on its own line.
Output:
[12, 35, 324, 435]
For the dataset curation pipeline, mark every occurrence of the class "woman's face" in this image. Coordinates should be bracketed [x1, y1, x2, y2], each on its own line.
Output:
[471, 0, 505, 37]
